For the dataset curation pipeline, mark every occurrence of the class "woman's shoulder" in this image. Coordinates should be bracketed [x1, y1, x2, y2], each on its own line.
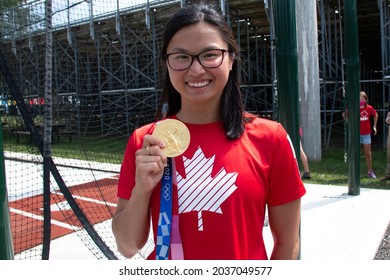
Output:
[363, 104, 377, 114]
[244, 113, 286, 140]
[245, 112, 281, 129]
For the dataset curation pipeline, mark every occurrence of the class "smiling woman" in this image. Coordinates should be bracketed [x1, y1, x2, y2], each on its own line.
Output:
[163, 21, 234, 123]
[111, 2, 306, 260]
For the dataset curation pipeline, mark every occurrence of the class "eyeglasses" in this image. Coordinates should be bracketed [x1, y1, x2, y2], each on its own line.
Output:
[165, 49, 228, 71]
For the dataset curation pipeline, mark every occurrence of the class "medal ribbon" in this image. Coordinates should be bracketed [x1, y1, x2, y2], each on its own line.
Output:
[170, 159, 184, 259]
[156, 157, 173, 260]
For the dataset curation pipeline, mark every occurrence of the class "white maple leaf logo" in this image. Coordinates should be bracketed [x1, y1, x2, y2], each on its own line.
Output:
[176, 147, 238, 231]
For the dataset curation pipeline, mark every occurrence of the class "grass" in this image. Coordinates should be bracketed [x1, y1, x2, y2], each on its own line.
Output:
[3, 123, 390, 190]
[302, 146, 390, 190]
[2, 131, 128, 165]
[50, 136, 128, 164]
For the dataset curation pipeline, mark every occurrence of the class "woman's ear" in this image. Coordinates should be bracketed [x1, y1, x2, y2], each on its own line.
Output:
[228, 52, 236, 71]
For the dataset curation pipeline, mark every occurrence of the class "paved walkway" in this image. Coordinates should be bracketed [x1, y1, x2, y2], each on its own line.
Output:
[264, 183, 390, 260]
[47, 183, 390, 260]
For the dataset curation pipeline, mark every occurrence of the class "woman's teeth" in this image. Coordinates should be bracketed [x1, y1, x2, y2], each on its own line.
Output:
[188, 81, 209, 87]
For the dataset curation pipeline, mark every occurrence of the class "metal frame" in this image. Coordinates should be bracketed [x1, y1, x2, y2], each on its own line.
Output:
[0, 0, 388, 146]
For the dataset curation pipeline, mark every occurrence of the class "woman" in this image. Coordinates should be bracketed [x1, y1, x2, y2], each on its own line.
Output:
[359, 91, 378, 178]
[342, 91, 378, 178]
[112, 3, 306, 260]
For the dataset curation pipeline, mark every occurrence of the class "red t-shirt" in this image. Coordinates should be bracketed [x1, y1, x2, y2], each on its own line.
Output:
[360, 105, 377, 135]
[117, 115, 306, 260]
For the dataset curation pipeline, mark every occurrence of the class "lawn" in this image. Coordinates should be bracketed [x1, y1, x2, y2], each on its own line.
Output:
[3, 122, 390, 190]
[302, 146, 390, 190]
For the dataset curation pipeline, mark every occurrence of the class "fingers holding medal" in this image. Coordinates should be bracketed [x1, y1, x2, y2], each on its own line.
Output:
[152, 119, 190, 158]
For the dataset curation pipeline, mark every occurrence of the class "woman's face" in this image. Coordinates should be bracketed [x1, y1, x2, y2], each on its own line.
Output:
[360, 95, 366, 107]
[166, 22, 234, 108]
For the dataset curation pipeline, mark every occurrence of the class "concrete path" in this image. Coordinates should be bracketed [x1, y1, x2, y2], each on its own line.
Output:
[45, 183, 390, 260]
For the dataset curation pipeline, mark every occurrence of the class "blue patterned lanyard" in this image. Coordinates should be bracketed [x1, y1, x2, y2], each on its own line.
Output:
[156, 157, 173, 260]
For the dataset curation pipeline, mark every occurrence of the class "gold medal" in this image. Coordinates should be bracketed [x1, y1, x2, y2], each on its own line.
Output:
[152, 119, 190, 157]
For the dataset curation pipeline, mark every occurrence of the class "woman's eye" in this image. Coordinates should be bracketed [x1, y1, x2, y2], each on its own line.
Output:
[174, 54, 190, 61]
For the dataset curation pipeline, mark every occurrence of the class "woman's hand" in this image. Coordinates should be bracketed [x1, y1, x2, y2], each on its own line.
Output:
[134, 134, 167, 195]
[386, 113, 390, 125]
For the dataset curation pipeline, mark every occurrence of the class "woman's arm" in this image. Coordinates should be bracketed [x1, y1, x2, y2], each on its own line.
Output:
[373, 111, 379, 135]
[112, 193, 152, 258]
[268, 198, 301, 260]
[112, 134, 167, 258]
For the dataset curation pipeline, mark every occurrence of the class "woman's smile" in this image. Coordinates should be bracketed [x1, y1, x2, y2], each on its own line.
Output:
[187, 80, 211, 88]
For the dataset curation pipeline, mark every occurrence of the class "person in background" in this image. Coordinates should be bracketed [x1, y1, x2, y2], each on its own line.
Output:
[112, 3, 306, 260]
[300, 142, 311, 180]
[299, 128, 311, 180]
[359, 91, 378, 178]
[381, 111, 390, 181]
[343, 91, 378, 178]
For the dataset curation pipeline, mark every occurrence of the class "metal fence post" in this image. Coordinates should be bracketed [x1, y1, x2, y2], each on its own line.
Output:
[344, 0, 361, 195]
[0, 122, 14, 259]
[273, 0, 301, 259]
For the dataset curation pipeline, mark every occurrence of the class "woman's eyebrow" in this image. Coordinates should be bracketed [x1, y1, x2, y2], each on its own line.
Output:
[168, 46, 223, 53]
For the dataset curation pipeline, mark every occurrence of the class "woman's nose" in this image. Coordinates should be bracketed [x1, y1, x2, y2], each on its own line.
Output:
[188, 58, 206, 74]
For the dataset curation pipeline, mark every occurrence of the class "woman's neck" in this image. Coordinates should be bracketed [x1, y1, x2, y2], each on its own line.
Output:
[176, 107, 220, 124]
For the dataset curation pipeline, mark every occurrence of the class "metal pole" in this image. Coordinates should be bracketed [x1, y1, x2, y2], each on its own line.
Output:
[42, 0, 53, 259]
[273, 0, 300, 157]
[273, 0, 301, 259]
[0, 122, 14, 260]
[344, 0, 361, 195]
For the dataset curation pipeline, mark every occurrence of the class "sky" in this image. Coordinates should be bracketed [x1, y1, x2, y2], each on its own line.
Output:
[21, 0, 163, 27]
[54, 0, 151, 24]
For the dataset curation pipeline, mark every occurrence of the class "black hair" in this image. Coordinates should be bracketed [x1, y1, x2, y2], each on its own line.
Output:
[158, 2, 252, 139]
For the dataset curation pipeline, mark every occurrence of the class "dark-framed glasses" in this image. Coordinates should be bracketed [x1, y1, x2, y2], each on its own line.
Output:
[165, 49, 228, 71]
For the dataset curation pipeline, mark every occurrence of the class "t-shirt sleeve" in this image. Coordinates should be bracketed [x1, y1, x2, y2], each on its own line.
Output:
[267, 123, 306, 206]
[116, 123, 156, 199]
[370, 106, 377, 116]
[116, 132, 138, 199]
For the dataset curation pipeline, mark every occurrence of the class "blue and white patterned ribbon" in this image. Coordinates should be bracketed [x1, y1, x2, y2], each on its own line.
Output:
[156, 157, 173, 260]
